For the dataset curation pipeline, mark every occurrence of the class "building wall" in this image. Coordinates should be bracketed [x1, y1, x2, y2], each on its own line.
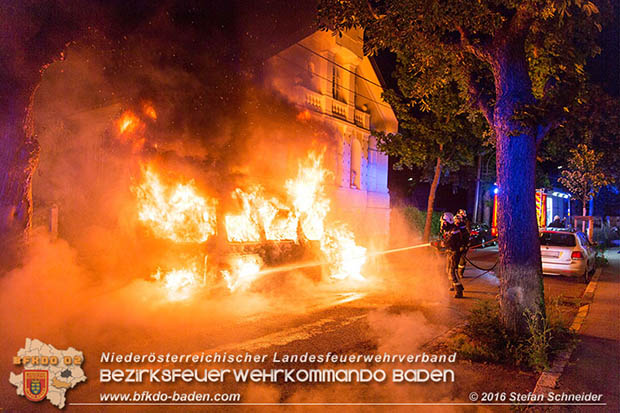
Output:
[264, 29, 397, 242]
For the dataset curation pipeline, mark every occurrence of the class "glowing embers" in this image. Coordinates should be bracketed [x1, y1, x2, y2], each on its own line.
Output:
[134, 166, 217, 243]
[117, 110, 141, 134]
[115, 110, 145, 151]
[221, 255, 263, 292]
[225, 186, 297, 243]
[152, 266, 201, 302]
[142, 101, 157, 120]
[296, 109, 312, 121]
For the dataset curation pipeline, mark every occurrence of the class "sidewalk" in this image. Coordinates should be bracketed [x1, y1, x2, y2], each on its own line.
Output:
[552, 247, 620, 411]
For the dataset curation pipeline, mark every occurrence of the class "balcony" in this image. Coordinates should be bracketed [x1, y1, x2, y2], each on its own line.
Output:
[331, 100, 347, 119]
[354, 109, 370, 130]
[305, 92, 322, 112]
[301, 87, 370, 130]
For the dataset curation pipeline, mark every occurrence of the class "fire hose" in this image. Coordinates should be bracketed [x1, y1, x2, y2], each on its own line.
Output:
[462, 237, 499, 279]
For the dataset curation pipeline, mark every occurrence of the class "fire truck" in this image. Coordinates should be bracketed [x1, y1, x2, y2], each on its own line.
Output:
[490, 188, 571, 236]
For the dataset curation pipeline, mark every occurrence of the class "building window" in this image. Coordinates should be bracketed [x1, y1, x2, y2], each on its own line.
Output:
[332, 65, 344, 102]
[350, 138, 361, 189]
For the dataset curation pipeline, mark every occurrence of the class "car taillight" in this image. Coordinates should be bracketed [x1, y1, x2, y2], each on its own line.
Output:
[571, 251, 584, 259]
[471, 231, 478, 235]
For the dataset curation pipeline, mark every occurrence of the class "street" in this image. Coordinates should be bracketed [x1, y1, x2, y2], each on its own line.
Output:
[3, 244, 616, 411]
[202, 244, 590, 354]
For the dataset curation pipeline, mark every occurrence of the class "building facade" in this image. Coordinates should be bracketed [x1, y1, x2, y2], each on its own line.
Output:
[264, 29, 398, 241]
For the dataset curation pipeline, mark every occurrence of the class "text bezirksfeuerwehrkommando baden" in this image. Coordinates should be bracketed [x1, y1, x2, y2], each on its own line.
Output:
[99, 352, 457, 384]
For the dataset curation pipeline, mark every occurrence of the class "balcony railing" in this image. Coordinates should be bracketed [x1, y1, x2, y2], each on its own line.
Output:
[331, 100, 347, 119]
[305, 93, 322, 112]
[301, 87, 370, 129]
[354, 109, 370, 129]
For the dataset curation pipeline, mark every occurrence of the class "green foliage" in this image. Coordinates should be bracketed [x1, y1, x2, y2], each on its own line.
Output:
[543, 87, 620, 181]
[525, 310, 552, 371]
[595, 255, 608, 267]
[591, 235, 610, 267]
[448, 299, 574, 371]
[318, 0, 607, 139]
[558, 143, 614, 206]
[372, 81, 486, 176]
[402, 206, 441, 237]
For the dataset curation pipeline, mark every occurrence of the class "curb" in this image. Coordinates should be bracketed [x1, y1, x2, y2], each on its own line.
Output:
[421, 324, 465, 351]
[531, 267, 602, 396]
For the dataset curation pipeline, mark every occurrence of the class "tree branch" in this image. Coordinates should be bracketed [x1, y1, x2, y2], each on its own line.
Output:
[456, 25, 492, 62]
[366, 1, 380, 20]
[507, 4, 536, 38]
[535, 118, 563, 148]
[466, 70, 494, 126]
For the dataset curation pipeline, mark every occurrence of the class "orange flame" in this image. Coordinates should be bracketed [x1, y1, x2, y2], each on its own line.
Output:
[143, 102, 157, 120]
[221, 255, 262, 292]
[152, 267, 200, 301]
[296, 109, 312, 121]
[285, 151, 329, 241]
[225, 186, 297, 242]
[321, 226, 367, 281]
[134, 149, 367, 297]
[117, 110, 141, 135]
[224, 150, 367, 284]
[286, 151, 366, 281]
[115, 110, 146, 151]
[134, 166, 217, 243]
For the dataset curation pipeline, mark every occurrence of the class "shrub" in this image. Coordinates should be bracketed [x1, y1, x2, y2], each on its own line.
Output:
[402, 206, 442, 237]
[592, 225, 619, 249]
[448, 299, 574, 372]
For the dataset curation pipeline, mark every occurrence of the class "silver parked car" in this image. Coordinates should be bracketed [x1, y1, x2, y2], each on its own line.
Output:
[540, 229, 596, 282]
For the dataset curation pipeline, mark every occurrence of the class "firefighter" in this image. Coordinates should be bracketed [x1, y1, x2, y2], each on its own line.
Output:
[440, 212, 464, 298]
[548, 215, 564, 228]
[455, 209, 471, 278]
[456, 209, 471, 232]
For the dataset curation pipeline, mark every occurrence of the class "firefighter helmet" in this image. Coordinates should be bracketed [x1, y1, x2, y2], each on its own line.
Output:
[441, 212, 454, 224]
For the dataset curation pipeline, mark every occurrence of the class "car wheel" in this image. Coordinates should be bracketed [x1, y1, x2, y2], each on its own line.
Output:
[583, 267, 590, 284]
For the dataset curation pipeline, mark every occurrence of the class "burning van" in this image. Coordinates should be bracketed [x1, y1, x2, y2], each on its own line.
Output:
[131, 143, 367, 300]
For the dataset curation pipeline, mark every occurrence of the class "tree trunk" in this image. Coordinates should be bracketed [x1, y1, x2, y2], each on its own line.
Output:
[0, 86, 40, 268]
[0, 87, 39, 268]
[423, 156, 442, 242]
[582, 200, 587, 233]
[491, 37, 545, 333]
[0, 3, 80, 269]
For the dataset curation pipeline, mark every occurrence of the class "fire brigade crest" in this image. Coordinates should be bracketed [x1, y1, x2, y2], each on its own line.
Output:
[9, 338, 87, 409]
[24, 370, 49, 402]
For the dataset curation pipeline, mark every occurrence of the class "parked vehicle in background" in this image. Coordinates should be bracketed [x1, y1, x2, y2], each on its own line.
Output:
[540, 229, 596, 283]
[469, 223, 495, 248]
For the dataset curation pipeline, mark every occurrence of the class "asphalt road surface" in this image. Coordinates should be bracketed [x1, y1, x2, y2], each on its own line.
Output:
[2, 244, 593, 411]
